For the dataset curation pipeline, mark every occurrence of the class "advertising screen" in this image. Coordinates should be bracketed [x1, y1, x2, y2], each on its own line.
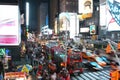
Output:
[80, 27, 90, 33]
[78, 0, 93, 14]
[0, 48, 5, 56]
[106, 0, 120, 31]
[78, 0, 93, 19]
[90, 25, 96, 35]
[0, 5, 21, 46]
[100, 4, 106, 26]
[59, 12, 79, 38]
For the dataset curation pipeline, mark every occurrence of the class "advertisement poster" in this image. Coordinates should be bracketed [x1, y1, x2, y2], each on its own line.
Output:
[90, 25, 96, 35]
[59, 12, 79, 38]
[78, 0, 93, 19]
[78, 0, 93, 14]
[106, 0, 120, 31]
[0, 5, 21, 46]
[100, 4, 106, 26]
[80, 27, 90, 33]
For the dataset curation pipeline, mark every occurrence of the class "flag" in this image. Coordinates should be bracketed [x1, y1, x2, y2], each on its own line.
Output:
[108, 18, 115, 25]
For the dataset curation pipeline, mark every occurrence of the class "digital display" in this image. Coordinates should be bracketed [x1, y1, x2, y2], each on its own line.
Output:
[0, 48, 11, 57]
[90, 25, 96, 34]
[0, 5, 21, 46]
[78, 0, 93, 14]
[100, 4, 106, 26]
[80, 27, 90, 33]
[0, 48, 5, 56]
[59, 12, 79, 38]
[106, 0, 120, 31]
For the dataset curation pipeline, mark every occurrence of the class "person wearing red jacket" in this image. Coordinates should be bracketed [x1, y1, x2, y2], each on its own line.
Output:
[36, 65, 43, 80]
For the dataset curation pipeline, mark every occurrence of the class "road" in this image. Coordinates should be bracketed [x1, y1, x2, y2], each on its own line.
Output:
[12, 56, 112, 80]
[71, 69, 110, 80]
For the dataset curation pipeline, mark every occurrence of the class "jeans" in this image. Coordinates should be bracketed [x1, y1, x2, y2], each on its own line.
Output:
[0, 74, 3, 80]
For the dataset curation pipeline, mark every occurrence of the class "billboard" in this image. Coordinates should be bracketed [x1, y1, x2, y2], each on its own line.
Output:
[100, 0, 107, 27]
[78, 0, 93, 20]
[59, 12, 79, 38]
[90, 25, 96, 35]
[106, 0, 120, 31]
[100, 4, 106, 26]
[78, 0, 93, 14]
[0, 5, 21, 46]
[80, 27, 90, 33]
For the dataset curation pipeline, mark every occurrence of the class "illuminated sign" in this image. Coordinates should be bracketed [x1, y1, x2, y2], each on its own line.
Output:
[90, 25, 96, 35]
[78, 0, 93, 20]
[80, 27, 90, 33]
[5, 72, 26, 79]
[107, 0, 120, 26]
[59, 12, 79, 38]
[78, 0, 93, 14]
[0, 5, 21, 46]
[0, 48, 5, 56]
[100, 4, 106, 26]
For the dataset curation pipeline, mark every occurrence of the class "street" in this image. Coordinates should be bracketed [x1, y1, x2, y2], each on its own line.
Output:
[71, 69, 110, 80]
[12, 57, 111, 80]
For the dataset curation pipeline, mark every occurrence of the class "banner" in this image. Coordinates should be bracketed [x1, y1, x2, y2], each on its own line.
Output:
[5, 72, 26, 79]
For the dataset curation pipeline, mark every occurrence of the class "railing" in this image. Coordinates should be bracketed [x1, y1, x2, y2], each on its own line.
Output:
[105, 39, 120, 66]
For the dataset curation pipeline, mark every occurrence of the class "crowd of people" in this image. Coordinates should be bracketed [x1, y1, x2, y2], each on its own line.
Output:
[20, 32, 71, 80]
[0, 31, 77, 80]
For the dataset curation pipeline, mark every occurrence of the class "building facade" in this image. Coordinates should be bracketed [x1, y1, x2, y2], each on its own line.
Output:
[49, 0, 78, 31]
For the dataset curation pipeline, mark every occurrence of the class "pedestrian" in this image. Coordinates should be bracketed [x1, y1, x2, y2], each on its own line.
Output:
[0, 60, 4, 80]
[50, 72, 57, 80]
[111, 62, 119, 70]
[94, 48, 100, 55]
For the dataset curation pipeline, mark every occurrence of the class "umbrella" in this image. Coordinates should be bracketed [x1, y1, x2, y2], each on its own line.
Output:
[17, 64, 32, 73]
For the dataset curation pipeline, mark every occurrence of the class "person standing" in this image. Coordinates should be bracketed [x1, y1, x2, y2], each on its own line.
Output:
[0, 60, 4, 80]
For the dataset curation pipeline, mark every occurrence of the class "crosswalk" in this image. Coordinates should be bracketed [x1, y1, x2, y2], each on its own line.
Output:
[71, 70, 110, 80]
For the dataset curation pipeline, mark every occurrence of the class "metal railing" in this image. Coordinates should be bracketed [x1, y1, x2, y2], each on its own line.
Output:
[105, 39, 120, 66]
